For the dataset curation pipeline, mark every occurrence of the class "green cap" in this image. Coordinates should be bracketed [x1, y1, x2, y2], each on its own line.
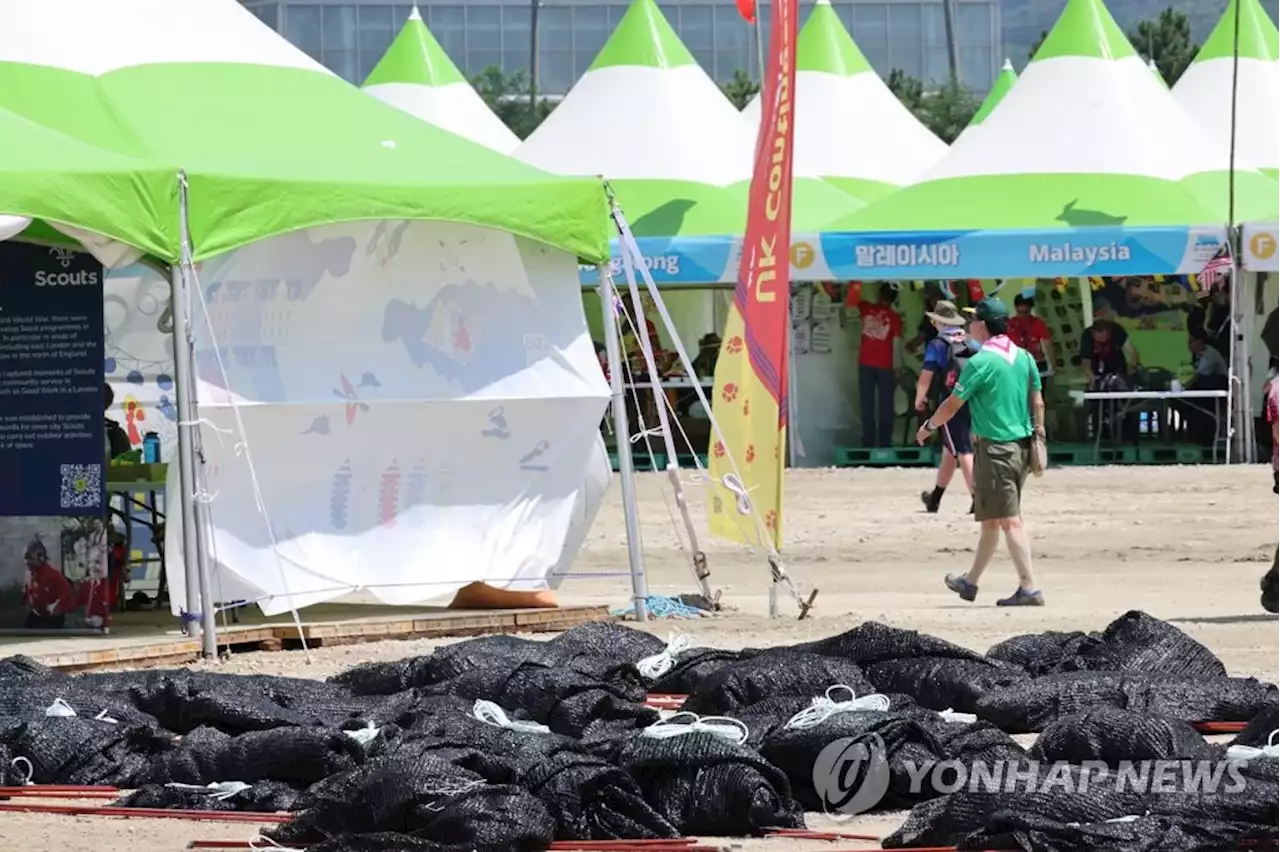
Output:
[964, 297, 1009, 324]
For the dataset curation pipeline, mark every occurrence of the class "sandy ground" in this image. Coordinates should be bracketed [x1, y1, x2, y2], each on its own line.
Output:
[2, 465, 1277, 852]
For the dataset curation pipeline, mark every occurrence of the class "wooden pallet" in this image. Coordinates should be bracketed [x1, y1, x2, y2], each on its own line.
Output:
[834, 446, 938, 467]
[20, 606, 613, 672]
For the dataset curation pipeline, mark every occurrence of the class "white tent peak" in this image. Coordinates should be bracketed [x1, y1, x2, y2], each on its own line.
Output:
[1001, 58, 1013, 71]
[514, 0, 750, 184]
[740, 0, 944, 195]
[409, 4, 422, 21]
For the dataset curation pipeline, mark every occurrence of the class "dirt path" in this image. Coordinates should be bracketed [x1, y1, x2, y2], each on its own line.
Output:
[2, 465, 1275, 851]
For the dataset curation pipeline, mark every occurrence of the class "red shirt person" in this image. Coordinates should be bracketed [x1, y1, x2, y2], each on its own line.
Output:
[22, 539, 73, 629]
[1007, 294, 1053, 371]
[856, 284, 904, 447]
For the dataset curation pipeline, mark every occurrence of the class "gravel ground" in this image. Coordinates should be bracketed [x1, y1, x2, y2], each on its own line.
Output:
[2, 465, 1276, 852]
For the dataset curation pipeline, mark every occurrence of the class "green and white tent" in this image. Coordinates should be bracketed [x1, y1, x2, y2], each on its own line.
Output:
[0, 0, 608, 262]
[1173, 0, 1279, 180]
[362, 6, 521, 155]
[741, 0, 946, 205]
[954, 58, 1017, 143]
[515, 0, 857, 238]
[829, 0, 1278, 232]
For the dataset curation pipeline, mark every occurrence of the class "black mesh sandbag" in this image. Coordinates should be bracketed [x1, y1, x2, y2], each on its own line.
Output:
[380, 716, 678, 841]
[790, 621, 988, 666]
[960, 811, 1277, 852]
[547, 622, 667, 661]
[1232, 703, 1279, 747]
[271, 754, 556, 852]
[0, 655, 58, 681]
[0, 742, 22, 786]
[407, 636, 647, 699]
[1030, 707, 1219, 765]
[679, 652, 875, 715]
[919, 717, 1029, 766]
[129, 671, 374, 734]
[883, 767, 1148, 848]
[1146, 770, 1279, 827]
[115, 780, 301, 812]
[330, 660, 416, 696]
[358, 693, 477, 735]
[418, 662, 657, 740]
[974, 672, 1279, 734]
[7, 716, 173, 786]
[761, 710, 952, 811]
[1055, 612, 1227, 679]
[602, 729, 804, 836]
[863, 657, 1029, 713]
[985, 631, 1102, 676]
[1237, 756, 1279, 782]
[145, 724, 369, 785]
[648, 648, 759, 695]
[0, 679, 159, 726]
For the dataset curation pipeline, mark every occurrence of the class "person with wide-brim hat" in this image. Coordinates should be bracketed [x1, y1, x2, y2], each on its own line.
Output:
[915, 300, 976, 515]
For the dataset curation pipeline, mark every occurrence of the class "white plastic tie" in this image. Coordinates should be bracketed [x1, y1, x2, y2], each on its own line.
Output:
[637, 632, 694, 681]
[1066, 813, 1146, 828]
[10, 756, 33, 785]
[938, 708, 977, 724]
[1225, 729, 1280, 763]
[164, 781, 251, 802]
[44, 699, 76, 718]
[343, 722, 380, 748]
[641, 711, 749, 746]
[93, 709, 120, 725]
[784, 685, 892, 731]
[472, 700, 551, 734]
[249, 837, 305, 852]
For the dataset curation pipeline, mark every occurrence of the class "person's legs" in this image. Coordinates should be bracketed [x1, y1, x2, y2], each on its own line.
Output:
[876, 367, 896, 447]
[859, 364, 877, 447]
[945, 438, 998, 600]
[922, 430, 957, 513]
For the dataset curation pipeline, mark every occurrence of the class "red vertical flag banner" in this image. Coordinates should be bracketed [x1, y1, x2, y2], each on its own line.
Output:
[707, 0, 798, 549]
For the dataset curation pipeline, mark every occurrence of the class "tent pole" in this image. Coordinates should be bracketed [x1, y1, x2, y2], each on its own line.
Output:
[174, 172, 219, 659]
[598, 267, 649, 622]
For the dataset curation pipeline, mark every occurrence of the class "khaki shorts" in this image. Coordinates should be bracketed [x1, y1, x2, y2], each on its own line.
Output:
[973, 437, 1030, 521]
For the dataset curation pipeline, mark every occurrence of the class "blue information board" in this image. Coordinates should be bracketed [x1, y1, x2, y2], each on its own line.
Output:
[0, 243, 105, 516]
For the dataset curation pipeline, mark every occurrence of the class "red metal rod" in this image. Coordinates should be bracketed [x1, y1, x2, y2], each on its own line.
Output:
[0, 790, 119, 799]
[0, 785, 120, 794]
[764, 827, 880, 840]
[550, 842, 700, 849]
[1194, 721, 1248, 733]
[0, 802, 287, 823]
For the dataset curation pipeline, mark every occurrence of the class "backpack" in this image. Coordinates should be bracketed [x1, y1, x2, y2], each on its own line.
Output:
[931, 330, 972, 400]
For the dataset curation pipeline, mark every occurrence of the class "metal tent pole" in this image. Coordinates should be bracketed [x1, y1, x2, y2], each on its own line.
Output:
[598, 267, 649, 622]
[174, 172, 218, 659]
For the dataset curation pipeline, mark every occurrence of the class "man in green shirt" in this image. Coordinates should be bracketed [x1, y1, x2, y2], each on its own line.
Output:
[916, 298, 1046, 606]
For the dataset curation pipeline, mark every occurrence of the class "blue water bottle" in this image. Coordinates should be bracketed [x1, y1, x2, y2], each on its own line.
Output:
[143, 432, 161, 464]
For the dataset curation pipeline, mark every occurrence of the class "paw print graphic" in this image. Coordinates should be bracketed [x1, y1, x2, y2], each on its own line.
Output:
[726, 336, 744, 354]
[743, 398, 751, 417]
[774, 444, 780, 459]
[745, 444, 756, 463]
[765, 510, 778, 531]
[721, 383, 739, 403]
[713, 441, 726, 458]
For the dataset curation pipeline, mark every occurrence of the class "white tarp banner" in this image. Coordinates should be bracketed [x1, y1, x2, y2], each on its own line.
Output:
[104, 264, 179, 460]
[165, 221, 611, 616]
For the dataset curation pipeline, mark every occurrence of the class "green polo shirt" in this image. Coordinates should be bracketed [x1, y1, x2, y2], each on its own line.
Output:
[952, 343, 1040, 442]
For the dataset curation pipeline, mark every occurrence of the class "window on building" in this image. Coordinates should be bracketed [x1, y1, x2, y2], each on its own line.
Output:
[503, 4, 533, 77]
[465, 5, 501, 74]
[358, 5, 395, 82]
[243, 1, 279, 30]
[886, 3, 924, 81]
[851, 3, 889, 73]
[284, 4, 323, 61]
[712, 4, 751, 83]
[572, 6, 610, 78]
[428, 6, 467, 64]
[538, 5, 573, 93]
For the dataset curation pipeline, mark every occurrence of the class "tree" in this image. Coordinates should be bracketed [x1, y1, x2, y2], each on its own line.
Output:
[887, 69, 978, 144]
[470, 66, 555, 140]
[1129, 9, 1198, 85]
[721, 69, 759, 110]
[1028, 28, 1049, 61]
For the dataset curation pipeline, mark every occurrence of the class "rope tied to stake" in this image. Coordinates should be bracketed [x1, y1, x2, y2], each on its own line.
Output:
[637, 632, 695, 681]
[641, 711, 749, 746]
[472, 700, 551, 734]
[784, 685, 892, 730]
[1225, 729, 1280, 763]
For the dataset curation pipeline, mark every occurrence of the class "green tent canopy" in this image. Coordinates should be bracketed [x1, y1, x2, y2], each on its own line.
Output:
[362, 7, 521, 155]
[0, 0, 609, 263]
[968, 59, 1017, 130]
[830, 0, 1276, 232]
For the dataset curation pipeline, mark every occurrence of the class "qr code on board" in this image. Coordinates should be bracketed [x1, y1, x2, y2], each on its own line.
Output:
[60, 463, 103, 510]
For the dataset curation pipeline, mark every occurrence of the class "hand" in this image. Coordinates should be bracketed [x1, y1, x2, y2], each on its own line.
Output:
[46, 602, 58, 615]
[914, 397, 927, 413]
[916, 424, 932, 446]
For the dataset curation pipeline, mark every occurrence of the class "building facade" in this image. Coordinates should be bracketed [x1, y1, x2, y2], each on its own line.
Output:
[241, 0, 1000, 96]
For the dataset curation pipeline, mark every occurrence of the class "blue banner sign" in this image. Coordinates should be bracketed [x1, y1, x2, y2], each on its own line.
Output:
[577, 226, 1228, 286]
[0, 243, 105, 516]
